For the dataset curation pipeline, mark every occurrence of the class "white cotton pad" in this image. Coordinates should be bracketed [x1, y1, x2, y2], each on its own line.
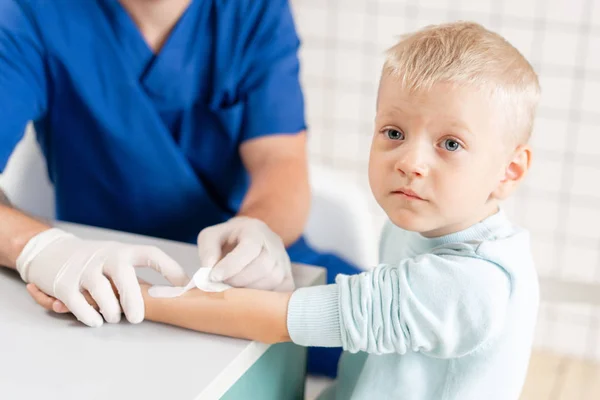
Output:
[191, 268, 232, 292]
[148, 267, 232, 298]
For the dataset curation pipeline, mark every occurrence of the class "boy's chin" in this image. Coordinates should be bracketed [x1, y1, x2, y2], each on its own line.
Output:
[387, 210, 434, 233]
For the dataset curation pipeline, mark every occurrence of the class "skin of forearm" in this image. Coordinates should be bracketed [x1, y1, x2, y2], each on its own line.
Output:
[237, 160, 310, 246]
[0, 202, 51, 269]
[141, 284, 293, 344]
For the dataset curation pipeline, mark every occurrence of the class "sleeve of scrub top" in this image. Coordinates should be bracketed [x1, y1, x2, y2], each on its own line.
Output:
[287, 248, 512, 358]
[0, 0, 48, 172]
[239, 0, 306, 141]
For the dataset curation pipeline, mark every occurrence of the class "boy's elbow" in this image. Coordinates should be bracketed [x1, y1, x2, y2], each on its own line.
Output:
[257, 333, 291, 345]
[447, 271, 511, 357]
[423, 303, 508, 359]
[423, 324, 498, 359]
[251, 323, 292, 345]
[446, 307, 508, 358]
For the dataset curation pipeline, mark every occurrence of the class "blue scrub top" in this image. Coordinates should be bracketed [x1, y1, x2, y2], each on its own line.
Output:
[0, 0, 306, 244]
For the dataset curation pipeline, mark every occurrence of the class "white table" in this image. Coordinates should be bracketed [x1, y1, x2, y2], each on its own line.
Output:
[0, 222, 326, 400]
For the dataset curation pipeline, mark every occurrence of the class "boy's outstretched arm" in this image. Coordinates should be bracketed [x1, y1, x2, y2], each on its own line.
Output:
[29, 251, 511, 357]
[28, 282, 293, 343]
[142, 285, 292, 343]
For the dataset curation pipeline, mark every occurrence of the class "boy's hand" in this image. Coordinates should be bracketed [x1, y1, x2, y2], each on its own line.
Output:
[27, 284, 94, 313]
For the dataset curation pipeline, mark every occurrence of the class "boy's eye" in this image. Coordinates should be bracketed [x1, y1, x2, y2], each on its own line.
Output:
[385, 129, 404, 140]
[443, 139, 462, 151]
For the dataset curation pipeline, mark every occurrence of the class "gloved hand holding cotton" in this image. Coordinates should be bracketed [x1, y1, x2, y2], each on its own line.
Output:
[195, 217, 295, 292]
[150, 217, 295, 298]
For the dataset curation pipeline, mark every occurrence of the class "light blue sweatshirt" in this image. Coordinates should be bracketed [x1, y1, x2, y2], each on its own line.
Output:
[287, 210, 539, 399]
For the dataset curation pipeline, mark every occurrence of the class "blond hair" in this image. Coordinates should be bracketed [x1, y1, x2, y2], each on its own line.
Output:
[384, 21, 540, 143]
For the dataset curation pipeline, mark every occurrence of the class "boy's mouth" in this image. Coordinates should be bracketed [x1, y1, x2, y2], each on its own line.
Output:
[392, 188, 425, 201]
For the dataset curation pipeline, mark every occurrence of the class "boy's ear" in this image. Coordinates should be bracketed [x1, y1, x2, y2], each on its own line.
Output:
[492, 144, 532, 200]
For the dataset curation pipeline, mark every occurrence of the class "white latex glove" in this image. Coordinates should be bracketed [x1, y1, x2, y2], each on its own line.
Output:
[197, 217, 295, 291]
[16, 228, 189, 327]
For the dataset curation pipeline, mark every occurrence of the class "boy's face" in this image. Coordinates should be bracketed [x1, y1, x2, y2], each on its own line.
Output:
[369, 76, 513, 237]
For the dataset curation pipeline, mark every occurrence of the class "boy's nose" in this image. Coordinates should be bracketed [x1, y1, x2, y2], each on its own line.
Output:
[394, 143, 429, 177]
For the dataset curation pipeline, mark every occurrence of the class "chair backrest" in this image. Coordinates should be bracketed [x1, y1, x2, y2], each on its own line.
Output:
[304, 163, 378, 270]
[0, 126, 55, 219]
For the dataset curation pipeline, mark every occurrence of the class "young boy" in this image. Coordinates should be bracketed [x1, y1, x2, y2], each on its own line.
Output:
[28, 21, 540, 399]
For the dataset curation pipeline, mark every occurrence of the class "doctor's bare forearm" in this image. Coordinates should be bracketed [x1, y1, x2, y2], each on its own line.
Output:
[0, 203, 50, 270]
[142, 285, 293, 344]
[238, 160, 310, 245]
[238, 133, 310, 246]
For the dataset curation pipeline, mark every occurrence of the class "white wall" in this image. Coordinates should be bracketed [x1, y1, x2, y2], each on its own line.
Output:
[291, 0, 600, 360]
[0, 125, 54, 219]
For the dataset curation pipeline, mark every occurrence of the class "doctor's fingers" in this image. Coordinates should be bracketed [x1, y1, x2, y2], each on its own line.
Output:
[61, 291, 104, 327]
[82, 273, 122, 324]
[224, 248, 279, 289]
[197, 224, 233, 269]
[103, 261, 145, 324]
[130, 246, 189, 286]
[210, 237, 263, 282]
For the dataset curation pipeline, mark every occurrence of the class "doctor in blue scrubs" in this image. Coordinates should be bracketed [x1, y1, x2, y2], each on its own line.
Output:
[0, 0, 358, 377]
